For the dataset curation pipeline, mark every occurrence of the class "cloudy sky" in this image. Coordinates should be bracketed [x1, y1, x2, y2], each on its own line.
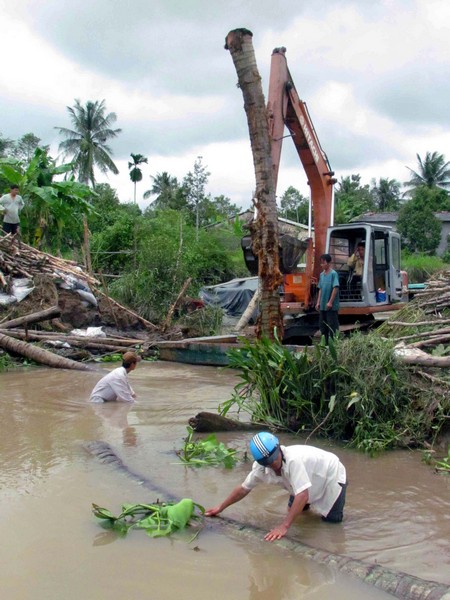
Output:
[1, 0, 449, 210]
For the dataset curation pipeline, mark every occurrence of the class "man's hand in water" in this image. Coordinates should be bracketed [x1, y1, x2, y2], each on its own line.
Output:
[205, 506, 222, 517]
[264, 524, 288, 541]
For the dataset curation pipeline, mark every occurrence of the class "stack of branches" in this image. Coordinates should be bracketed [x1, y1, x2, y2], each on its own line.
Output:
[0, 232, 98, 288]
[377, 268, 450, 376]
[0, 234, 161, 368]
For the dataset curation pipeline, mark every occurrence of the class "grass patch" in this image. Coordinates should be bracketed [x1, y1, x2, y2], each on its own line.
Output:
[402, 253, 448, 283]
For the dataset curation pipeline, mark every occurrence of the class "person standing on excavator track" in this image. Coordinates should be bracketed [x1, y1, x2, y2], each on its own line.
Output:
[315, 253, 340, 344]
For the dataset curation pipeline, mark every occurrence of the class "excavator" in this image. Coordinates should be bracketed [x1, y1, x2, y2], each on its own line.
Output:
[241, 47, 408, 342]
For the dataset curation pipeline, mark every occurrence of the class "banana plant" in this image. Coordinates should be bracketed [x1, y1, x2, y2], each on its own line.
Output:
[0, 147, 94, 251]
[92, 498, 205, 538]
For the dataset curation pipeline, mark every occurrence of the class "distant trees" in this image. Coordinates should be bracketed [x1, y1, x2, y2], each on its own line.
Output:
[404, 151, 450, 194]
[128, 153, 148, 203]
[334, 175, 375, 223]
[397, 188, 442, 254]
[370, 177, 401, 211]
[278, 186, 309, 224]
[12, 133, 46, 163]
[183, 156, 210, 237]
[56, 99, 122, 187]
[144, 172, 185, 211]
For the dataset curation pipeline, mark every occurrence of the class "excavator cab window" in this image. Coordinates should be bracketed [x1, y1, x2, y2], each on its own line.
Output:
[373, 233, 389, 299]
[328, 230, 367, 302]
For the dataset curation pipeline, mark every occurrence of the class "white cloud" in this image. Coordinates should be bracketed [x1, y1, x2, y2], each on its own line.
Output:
[0, 0, 449, 211]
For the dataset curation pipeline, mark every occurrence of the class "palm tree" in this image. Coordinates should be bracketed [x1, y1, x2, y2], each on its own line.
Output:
[370, 178, 401, 211]
[144, 172, 179, 208]
[55, 99, 122, 187]
[128, 153, 148, 203]
[404, 151, 450, 195]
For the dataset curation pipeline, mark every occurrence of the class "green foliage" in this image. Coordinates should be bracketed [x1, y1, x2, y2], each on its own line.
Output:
[91, 208, 141, 273]
[183, 156, 210, 232]
[404, 151, 450, 194]
[279, 186, 309, 224]
[178, 305, 224, 338]
[109, 210, 238, 321]
[370, 177, 401, 211]
[0, 147, 93, 251]
[11, 133, 46, 163]
[128, 153, 148, 203]
[434, 447, 450, 473]
[334, 175, 375, 223]
[144, 171, 188, 212]
[176, 426, 238, 468]
[56, 99, 121, 186]
[223, 332, 447, 453]
[406, 185, 450, 211]
[92, 498, 204, 538]
[397, 195, 442, 254]
[401, 253, 448, 283]
[222, 334, 348, 431]
[0, 352, 14, 372]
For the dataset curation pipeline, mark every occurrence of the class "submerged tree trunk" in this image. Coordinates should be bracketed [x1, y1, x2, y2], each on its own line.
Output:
[225, 29, 283, 340]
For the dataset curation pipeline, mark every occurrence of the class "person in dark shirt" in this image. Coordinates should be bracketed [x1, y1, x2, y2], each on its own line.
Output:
[315, 253, 340, 343]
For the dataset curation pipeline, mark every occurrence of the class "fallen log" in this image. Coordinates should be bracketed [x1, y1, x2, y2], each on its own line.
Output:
[0, 332, 93, 371]
[1, 306, 61, 329]
[388, 318, 450, 328]
[394, 344, 450, 367]
[0, 329, 143, 346]
[189, 411, 262, 432]
[408, 334, 450, 349]
[0, 330, 141, 353]
[86, 440, 450, 600]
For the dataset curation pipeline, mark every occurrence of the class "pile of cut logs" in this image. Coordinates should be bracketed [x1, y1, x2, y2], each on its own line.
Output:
[0, 233, 161, 371]
[0, 233, 98, 287]
[381, 269, 450, 369]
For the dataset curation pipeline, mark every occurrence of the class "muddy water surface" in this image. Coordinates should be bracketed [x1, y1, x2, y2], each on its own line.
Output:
[0, 361, 448, 600]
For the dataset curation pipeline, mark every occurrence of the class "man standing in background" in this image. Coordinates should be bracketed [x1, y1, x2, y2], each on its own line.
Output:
[0, 185, 24, 235]
[315, 253, 340, 344]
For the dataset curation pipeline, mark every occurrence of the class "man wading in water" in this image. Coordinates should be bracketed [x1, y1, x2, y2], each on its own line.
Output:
[89, 352, 141, 403]
[206, 432, 347, 541]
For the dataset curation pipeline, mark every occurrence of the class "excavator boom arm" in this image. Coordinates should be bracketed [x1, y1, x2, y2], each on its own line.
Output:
[267, 47, 335, 280]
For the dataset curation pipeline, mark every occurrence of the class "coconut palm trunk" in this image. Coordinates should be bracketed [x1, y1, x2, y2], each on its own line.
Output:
[0, 333, 93, 371]
[225, 29, 283, 340]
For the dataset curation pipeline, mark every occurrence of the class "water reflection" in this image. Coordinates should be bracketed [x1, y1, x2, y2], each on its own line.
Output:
[246, 547, 336, 600]
[90, 402, 138, 447]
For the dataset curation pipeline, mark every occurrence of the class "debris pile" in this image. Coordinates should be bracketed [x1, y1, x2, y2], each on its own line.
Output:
[0, 234, 161, 369]
[379, 269, 450, 370]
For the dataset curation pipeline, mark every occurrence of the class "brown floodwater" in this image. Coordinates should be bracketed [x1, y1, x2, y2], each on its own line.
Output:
[0, 361, 448, 600]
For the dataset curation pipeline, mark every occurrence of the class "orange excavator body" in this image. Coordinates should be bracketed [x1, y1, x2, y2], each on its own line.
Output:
[266, 47, 336, 307]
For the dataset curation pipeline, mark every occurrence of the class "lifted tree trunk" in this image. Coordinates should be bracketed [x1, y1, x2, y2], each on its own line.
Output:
[225, 29, 283, 340]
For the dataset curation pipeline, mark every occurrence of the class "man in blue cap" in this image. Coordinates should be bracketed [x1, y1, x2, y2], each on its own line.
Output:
[205, 432, 347, 541]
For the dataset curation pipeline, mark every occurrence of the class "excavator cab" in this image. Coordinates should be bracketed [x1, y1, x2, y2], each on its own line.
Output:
[327, 223, 406, 310]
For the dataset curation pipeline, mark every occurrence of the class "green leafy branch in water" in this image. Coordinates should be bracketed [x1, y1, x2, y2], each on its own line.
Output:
[423, 446, 450, 474]
[92, 498, 205, 538]
[176, 426, 238, 468]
